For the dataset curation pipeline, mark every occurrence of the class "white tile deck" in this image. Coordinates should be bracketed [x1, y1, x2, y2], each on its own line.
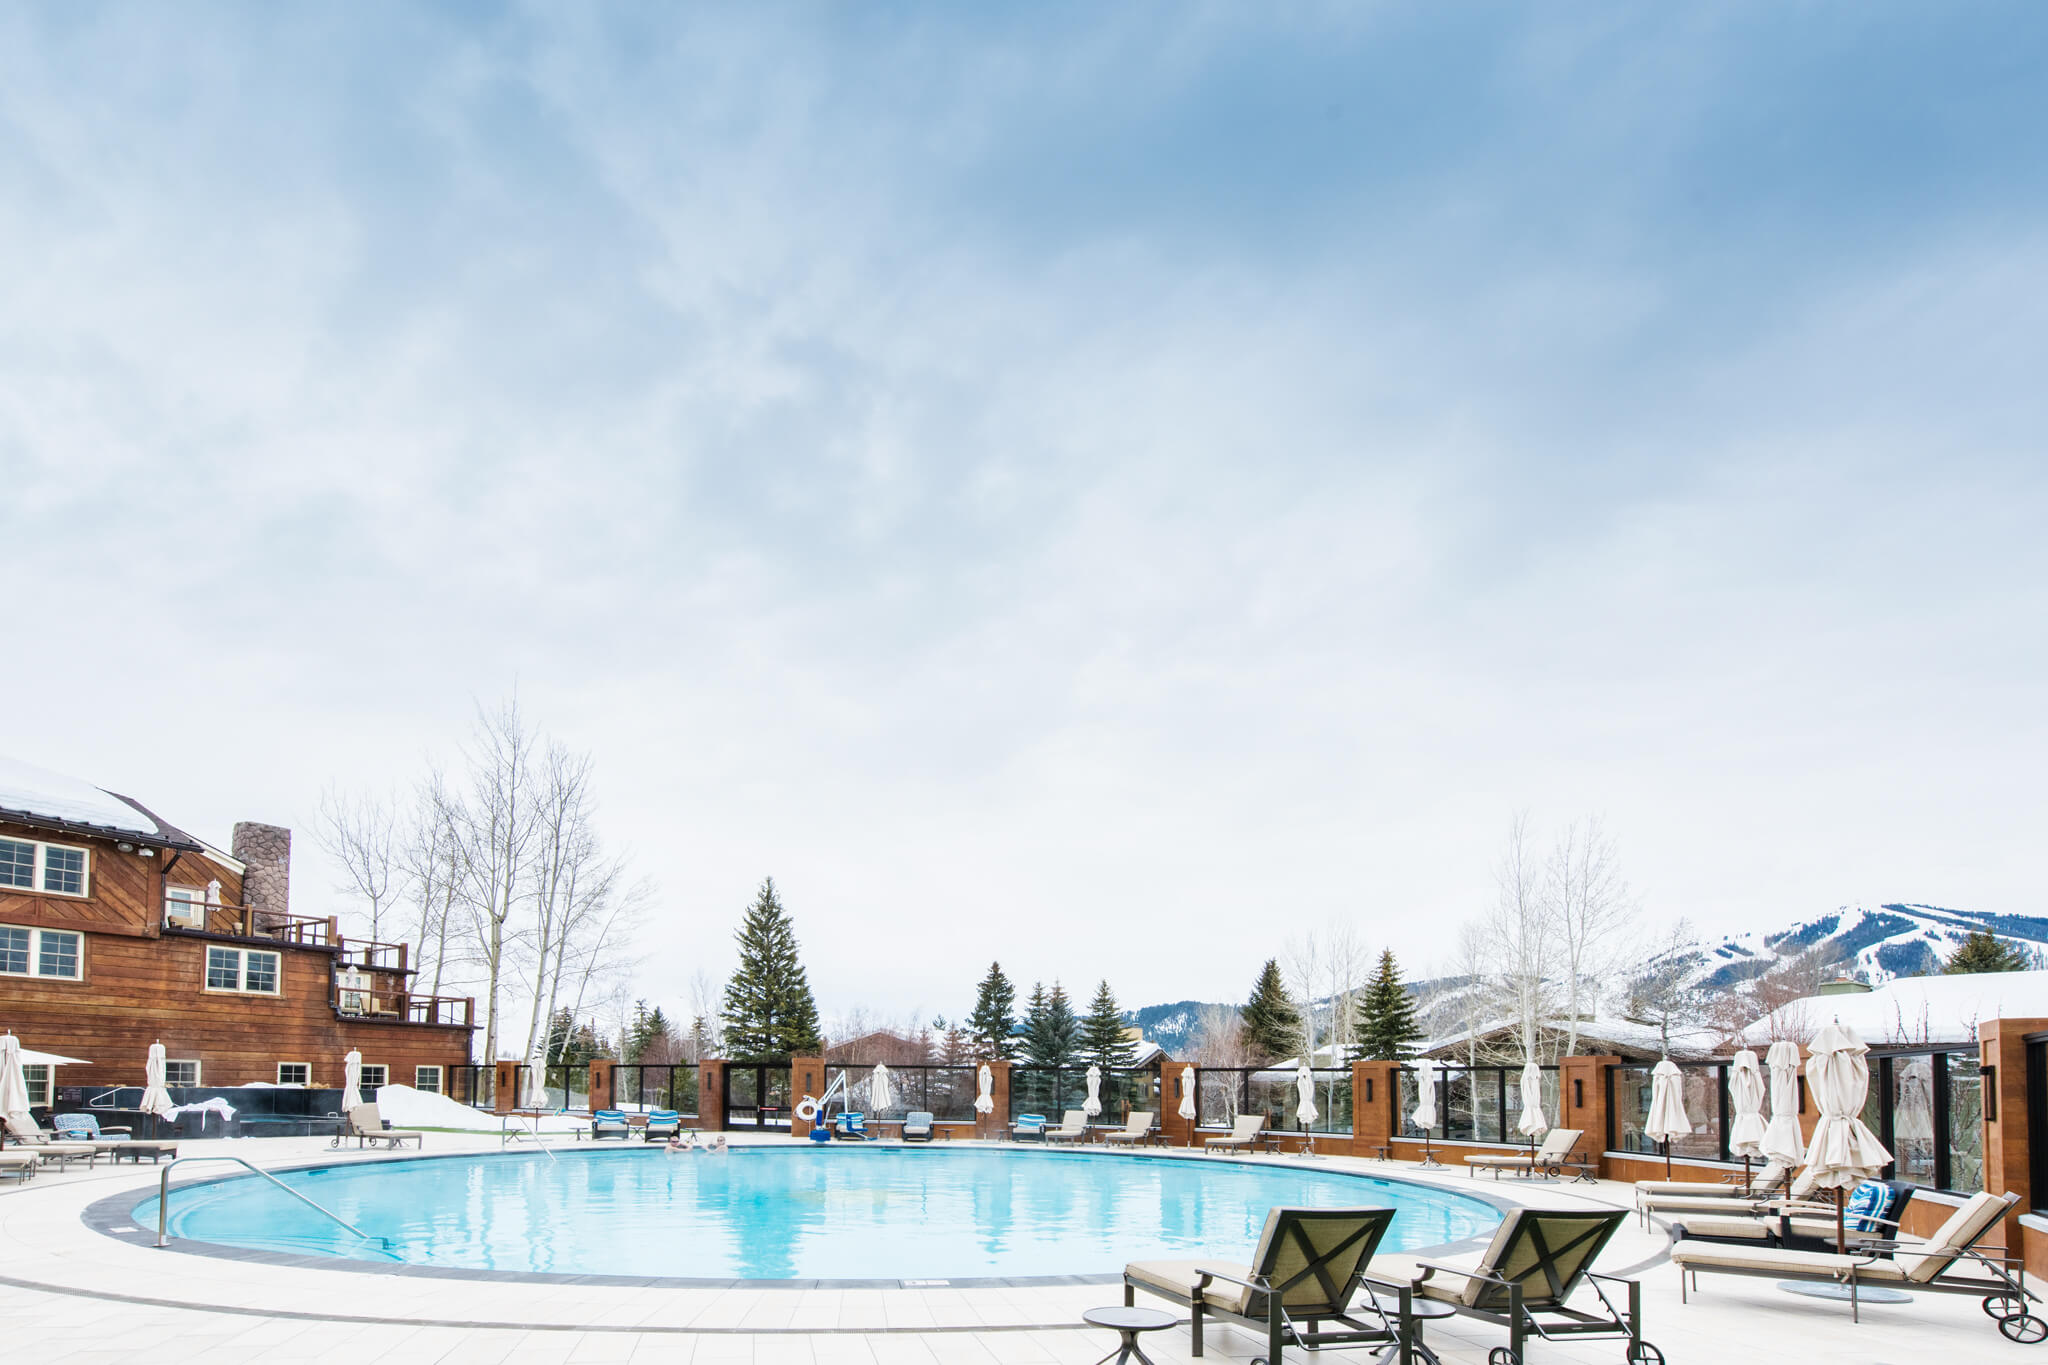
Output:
[0, 1132, 2026, 1362]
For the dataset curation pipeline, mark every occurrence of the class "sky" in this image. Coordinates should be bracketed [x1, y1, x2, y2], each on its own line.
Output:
[3, 3, 2045, 1038]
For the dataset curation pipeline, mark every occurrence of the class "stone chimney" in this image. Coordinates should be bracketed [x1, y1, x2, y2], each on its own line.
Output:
[232, 822, 291, 925]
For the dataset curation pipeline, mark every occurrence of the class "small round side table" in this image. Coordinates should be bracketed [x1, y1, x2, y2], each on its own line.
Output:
[1082, 1306, 1178, 1365]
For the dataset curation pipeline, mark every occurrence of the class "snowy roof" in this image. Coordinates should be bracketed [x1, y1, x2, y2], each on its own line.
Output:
[1423, 1014, 1720, 1061]
[0, 756, 195, 845]
[1735, 970, 2048, 1049]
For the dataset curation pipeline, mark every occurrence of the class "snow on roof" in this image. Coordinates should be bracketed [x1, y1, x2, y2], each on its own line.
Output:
[1736, 970, 2048, 1048]
[0, 756, 171, 841]
[1424, 1014, 1720, 1060]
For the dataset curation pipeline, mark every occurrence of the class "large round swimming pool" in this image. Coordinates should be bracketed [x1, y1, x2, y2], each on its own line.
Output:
[137, 1146, 1501, 1282]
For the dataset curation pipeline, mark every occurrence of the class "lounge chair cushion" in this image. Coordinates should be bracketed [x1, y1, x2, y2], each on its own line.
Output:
[1671, 1214, 1872, 1244]
[1637, 1161, 1790, 1200]
[1893, 1192, 2007, 1282]
[1206, 1116, 1265, 1147]
[1124, 1259, 1256, 1316]
[1669, 1239, 1870, 1277]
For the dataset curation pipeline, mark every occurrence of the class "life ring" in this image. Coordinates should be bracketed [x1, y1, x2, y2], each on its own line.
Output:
[794, 1096, 820, 1122]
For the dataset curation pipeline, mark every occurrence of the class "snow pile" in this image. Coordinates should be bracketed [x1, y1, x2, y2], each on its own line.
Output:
[0, 756, 159, 837]
[1735, 969, 2048, 1048]
[373, 1083, 589, 1133]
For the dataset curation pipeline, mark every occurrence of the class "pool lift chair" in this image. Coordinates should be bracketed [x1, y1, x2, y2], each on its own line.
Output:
[1125, 1205, 1420, 1365]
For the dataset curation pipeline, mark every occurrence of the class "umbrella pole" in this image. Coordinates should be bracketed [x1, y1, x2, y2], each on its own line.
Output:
[1836, 1187, 1846, 1255]
[1662, 1139, 1671, 1180]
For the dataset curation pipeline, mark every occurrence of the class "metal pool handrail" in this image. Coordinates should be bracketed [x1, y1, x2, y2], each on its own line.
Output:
[154, 1155, 390, 1254]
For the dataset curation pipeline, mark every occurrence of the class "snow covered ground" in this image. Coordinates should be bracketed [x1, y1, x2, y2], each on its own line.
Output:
[372, 1084, 591, 1133]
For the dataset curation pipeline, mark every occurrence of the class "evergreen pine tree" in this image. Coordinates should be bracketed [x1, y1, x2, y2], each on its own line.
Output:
[1946, 930, 2031, 975]
[967, 961, 1020, 1059]
[1351, 949, 1425, 1061]
[1020, 981, 1052, 1063]
[1043, 982, 1079, 1066]
[1240, 958, 1302, 1065]
[720, 877, 824, 1061]
[1080, 980, 1136, 1068]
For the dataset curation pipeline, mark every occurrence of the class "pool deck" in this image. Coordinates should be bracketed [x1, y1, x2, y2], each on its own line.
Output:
[0, 1131, 2023, 1363]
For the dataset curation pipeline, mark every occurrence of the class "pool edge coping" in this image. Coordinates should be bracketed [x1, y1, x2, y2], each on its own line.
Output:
[87, 1142, 1519, 1291]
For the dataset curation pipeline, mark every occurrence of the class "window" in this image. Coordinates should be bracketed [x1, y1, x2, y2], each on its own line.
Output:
[164, 1060, 200, 1086]
[359, 1064, 388, 1090]
[0, 837, 88, 897]
[165, 887, 205, 928]
[0, 924, 81, 979]
[203, 946, 281, 994]
[22, 1064, 48, 1106]
[415, 1066, 442, 1095]
[277, 1063, 310, 1086]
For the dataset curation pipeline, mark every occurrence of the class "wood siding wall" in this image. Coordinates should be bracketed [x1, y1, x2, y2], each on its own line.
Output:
[0, 817, 468, 1088]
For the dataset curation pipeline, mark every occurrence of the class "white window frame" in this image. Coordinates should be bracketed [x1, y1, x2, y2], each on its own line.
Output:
[415, 1065, 442, 1094]
[164, 1059, 200, 1087]
[0, 923, 83, 980]
[203, 946, 281, 995]
[22, 1063, 48, 1106]
[359, 1064, 389, 1090]
[0, 837, 90, 898]
[276, 1062, 310, 1086]
[165, 886, 206, 928]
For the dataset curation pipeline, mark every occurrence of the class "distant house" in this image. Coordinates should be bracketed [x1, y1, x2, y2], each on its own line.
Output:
[0, 756, 474, 1103]
[825, 1029, 933, 1064]
[1734, 970, 2048, 1049]
[1421, 1015, 1720, 1064]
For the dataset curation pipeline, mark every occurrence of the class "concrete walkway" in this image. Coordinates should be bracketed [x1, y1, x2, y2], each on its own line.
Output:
[0, 1133, 2024, 1363]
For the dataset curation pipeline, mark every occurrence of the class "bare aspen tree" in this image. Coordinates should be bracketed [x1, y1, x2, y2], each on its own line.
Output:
[450, 697, 542, 1064]
[403, 772, 466, 1002]
[1489, 811, 1553, 1063]
[1545, 817, 1638, 1059]
[519, 744, 597, 1067]
[315, 786, 403, 943]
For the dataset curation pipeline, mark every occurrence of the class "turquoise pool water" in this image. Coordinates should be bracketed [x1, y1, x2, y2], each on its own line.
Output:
[136, 1146, 1501, 1281]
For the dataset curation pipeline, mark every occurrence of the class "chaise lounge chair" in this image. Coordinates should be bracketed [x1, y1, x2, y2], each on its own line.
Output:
[590, 1110, 632, 1140]
[0, 1151, 36, 1182]
[642, 1110, 683, 1141]
[1, 1114, 106, 1167]
[1673, 1190, 2042, 1338]
[1205, 1114, 1266, 1153]
[1633, 1160, 1793, 1202]
[1102, 1111, 1156, 1145]
[1367, 1207, 1657, 1365]
[1044, 1110, 1091, 1143]
[1011, 1113, 1048, 1141]
[1464, 1128, 1583, 1180]
[345, 1103, 424, 1150]
[1638, 1165, 1819, 1229]
[1670, 1179, 1917, 1254]
[1125, 1206, 1411, 1364]
[52, 1113, 132, 1140]
[901, 1111, 935, 1142]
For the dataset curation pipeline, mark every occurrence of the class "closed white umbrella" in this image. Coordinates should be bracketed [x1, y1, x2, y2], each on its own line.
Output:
[1645, 1058, 1690, 1178]
[522, 1057, 548, 1109]
[1294, 1061, 1319, 1126]
[1411, 1058, 1441, 1167]
[0, 1036, 33, 1136]
[1761, 1040, 1805, 1166]
[1083, 1064, 1103, 1118]
[140, 1042, 177, 1124]
[869, 1063, 893, 1114]
[1516, 1060, 1548, 1139]
[1177, 1065, 1196, 1122]
[1728, 1050, 1768, 1163]
[342, 1049, 364, 1109]
[1803, 1023, 1891, 1208]
[974, 1063, 995, 1115]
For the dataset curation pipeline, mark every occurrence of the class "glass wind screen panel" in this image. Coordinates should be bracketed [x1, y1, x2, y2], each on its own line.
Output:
[1947, 1054, 1984, 1193]
[1668, 1069, 1723, 1160]
[1502, 1071, 1564, 1144]
[1890, 1056, 1937, 1185]
[1197, 1071, 1242, 1128]
[1441, 1072, 1477, 1142]
[0, 840, 34, 889]
[40, 846, 84, 894]
[1612, 1066, 1655, 1154]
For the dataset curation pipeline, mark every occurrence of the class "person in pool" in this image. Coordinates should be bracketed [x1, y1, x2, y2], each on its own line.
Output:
[664, 1131, 697, 1154]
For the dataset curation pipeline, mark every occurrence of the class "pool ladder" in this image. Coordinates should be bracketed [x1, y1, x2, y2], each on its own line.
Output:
[154, 1155, 395, 1256]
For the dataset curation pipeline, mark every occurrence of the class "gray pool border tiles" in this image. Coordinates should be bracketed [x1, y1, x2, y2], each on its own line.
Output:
[85, 1142, 1520, 1291]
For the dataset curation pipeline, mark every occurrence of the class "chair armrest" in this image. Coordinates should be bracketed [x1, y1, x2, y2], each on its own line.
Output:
[1412, 1259, 1503, 1285]
[1193, 1266, 1270, 1294]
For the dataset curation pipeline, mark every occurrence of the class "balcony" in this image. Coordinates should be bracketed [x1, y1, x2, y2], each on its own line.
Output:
[162, 898, 335, 946]
[332, 985, 474, 1028]
[334, 939, 409, 973]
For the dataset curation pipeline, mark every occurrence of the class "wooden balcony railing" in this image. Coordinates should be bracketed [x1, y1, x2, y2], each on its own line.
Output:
[332, 986, 473, 1028]
[163, 899, 336, 946]
[334, 939, 409, 973]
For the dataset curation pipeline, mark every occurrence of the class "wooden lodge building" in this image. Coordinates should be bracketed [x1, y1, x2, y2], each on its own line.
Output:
[0, 758, 473, 1107]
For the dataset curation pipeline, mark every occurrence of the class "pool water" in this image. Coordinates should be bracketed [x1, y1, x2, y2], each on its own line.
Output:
[137, 1146, 1501, 1281]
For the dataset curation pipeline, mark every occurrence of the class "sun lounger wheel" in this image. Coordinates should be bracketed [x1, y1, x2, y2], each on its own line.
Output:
[1984, 1294, 2025, 1320]
[1487, 1350, 1519, 1365]
[1626, 1344, 1665, 1364]
[1998, 1312, 2047, 1344]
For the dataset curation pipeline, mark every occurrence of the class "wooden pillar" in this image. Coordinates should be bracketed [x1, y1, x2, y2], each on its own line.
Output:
[977, 1059, 1012, 1140]
[790, 1056, 827, 1140]
[698, 1059, 728, 1132]
[492, 1059, 518, 1115]
[1158, 1058, 1197, 1148]
[1558, 1055, 1619, 1177]
[1353, 1060, 1400, 1157]
[1981, 1019, 2047, 1228]
[588, 1060, 614, 1113]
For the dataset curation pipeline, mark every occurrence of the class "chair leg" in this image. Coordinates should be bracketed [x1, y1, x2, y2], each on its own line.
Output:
[1508, 1283, 1524, 1361]
[1123, 1283, 1133, 1308]
[1191, 1304, 1204, 1357]
[1268, 1297, 1284, 1365]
